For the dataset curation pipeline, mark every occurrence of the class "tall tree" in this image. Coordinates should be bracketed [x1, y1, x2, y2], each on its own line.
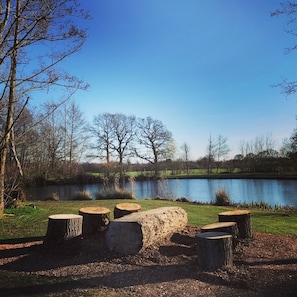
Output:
[206, 134, 216, 175]
[180, 142, 190, 174]
[215, 135, 230, 172]
[0, 0, 89, 214]
[135, 116, 174, 176]
[90, 113, 115, 177]
[109, 113, 136, 180]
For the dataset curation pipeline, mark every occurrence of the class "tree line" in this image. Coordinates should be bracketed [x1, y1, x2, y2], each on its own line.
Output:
[1, 0, 297, 217]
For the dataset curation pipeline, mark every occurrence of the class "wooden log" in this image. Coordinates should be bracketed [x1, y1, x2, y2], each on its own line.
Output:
[106, 206, 187, 255]
[114, 202, 142, 219]
[196, 231, 233, 271]
[43, 214, 83, 252]
[218, 210, 252, 239]
[201, 222, 239, 249]
[79, 207, 111, 237]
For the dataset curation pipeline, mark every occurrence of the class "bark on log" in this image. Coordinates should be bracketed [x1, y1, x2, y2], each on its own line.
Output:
[43, 214, 83, 252]
[196, 232, 233, 271]
[218, 210, 252, 238]
[114, 202, 141, 219]
[106, 206, 187, 255]
[79, 207, 111, 237]
[201, 222, 239, 249]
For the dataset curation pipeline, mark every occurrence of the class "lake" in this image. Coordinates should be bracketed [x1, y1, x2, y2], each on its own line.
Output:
[24, 178, 297, 207]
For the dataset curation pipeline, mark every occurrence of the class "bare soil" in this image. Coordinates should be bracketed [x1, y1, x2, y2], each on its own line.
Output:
[0, 226, 297, 297]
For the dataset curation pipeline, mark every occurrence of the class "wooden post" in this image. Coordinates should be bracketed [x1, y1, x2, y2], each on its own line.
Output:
[114, 202, 141, 219]
[79, 206, 110, 237]
[201, 221, 239, 249]
[43, 214, 83, 252]
[218, 210, 252, 238]
[196, 232, 233, 271]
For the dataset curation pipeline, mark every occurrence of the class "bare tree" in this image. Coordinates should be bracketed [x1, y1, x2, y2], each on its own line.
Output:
[180, 142, 190, 174]
[0, 0, 89, 214]
[215, 135, 230, 172]
[90, 113, 115, 177]
[61, 100, 87, 177]
[135, 117, 174, 176]
[109, 113, 136, 180]
[206, 134, 216, 175]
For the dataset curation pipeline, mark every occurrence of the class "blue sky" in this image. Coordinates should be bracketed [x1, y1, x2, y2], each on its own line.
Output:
[59, 1, 297, 160]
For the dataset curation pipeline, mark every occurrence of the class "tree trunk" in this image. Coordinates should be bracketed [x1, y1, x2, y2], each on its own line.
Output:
[218, 210, 252, 239]
[79, 206, 110, 237]
[114, 202, 142, 219]
[196, 231, 233, 271]
[43, 214, 83, 253]
[201, 221, 239, 249]
[106, 206, 187, 255]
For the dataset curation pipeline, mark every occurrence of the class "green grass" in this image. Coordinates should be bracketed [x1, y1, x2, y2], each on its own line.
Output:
[1, 199, 296, 240]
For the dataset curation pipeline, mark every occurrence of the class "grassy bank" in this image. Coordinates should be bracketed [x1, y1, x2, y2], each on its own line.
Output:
[1, 199, 296, 240]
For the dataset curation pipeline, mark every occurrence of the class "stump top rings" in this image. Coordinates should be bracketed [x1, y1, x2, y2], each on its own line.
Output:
[115, 203, 141, 211]
[201, 221, 237, 231]
[79, 207, 110, 214]
[48, 214, 82, 220]
[218, 210, 250, 216]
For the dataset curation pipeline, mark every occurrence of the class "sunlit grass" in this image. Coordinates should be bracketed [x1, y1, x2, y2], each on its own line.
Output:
[1, 200, 296, 240]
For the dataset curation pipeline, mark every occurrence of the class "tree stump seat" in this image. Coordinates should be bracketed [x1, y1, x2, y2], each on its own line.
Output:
[218, 210, 252, 239]
[196, 231, 233, 271]
[201, 221, 239, 249]
[79, 207, 111, 237]
[106, 206, 187, 255]
[114, 202, 142, 219]
[43, 214, 83, 252]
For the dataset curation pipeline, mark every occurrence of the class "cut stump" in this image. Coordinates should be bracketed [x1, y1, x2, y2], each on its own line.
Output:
[106, 206, 187, 255]
[79, 207, 111, 237]
[114, 202, 141, 219]
[218, 210, 252, 238]
[201, 222, 239, 249]
[196, 231, 233, 271]
[43, 214, 83, 252]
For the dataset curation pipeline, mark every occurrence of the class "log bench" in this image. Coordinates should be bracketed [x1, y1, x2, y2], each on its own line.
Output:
[201, 221, 239, 249]
[114, 202, 142, 219]
[43, 214, 83, 252]
[218, 209, 252, 238]
[106, 206, 187, 255]
[196, 231, 233, 270]
[79, 206, 111, 237]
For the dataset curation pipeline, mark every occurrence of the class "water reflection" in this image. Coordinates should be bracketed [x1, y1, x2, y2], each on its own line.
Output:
[24, 178, 297, 207]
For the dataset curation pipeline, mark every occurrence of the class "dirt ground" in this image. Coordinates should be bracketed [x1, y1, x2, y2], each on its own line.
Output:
[0, 226, 297, 297]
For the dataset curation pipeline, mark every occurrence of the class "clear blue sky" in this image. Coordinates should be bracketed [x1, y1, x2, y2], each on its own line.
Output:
[62, 0, 297, 160]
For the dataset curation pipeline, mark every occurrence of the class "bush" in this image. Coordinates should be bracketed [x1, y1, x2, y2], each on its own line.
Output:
[214, 188, 231, 206]
[45, 192, 59, 201]
[96, 188, 135, 200]
[72, 190, 92, 200]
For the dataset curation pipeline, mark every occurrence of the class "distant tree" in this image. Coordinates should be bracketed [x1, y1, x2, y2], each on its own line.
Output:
[135, 117, 174, 176]
[109, 113, 136, 180]
[214, 135, 230, 172]
[206, 135, 216, 175]
[90, 113, 115, 177]
[180, 142, 190, 174]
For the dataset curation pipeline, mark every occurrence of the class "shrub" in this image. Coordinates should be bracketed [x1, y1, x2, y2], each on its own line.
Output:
[45, 192, 59, 201]
[96, 188, 135, 200]
[72, 190, 92, 200]
[214, 188, 231, 206]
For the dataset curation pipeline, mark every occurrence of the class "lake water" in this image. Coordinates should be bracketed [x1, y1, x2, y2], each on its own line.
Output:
[24, 178, 297, 207]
